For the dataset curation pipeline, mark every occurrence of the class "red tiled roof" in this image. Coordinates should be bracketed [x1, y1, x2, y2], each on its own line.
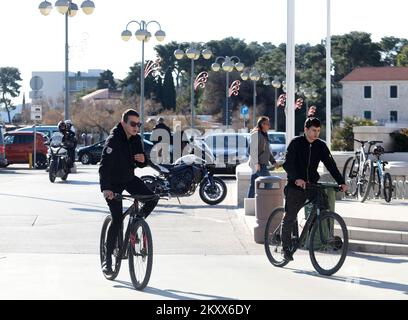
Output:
[341, 67, 408, 82]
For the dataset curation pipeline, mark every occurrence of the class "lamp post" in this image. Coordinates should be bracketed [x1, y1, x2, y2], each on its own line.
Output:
[211, 56, 245, 128]
[121, 20, 166, 136]
[241, 67, 261, 128]
[39, 1, 95, 120]
[174, 43, 212, 128]
[271, 77, 282, 131]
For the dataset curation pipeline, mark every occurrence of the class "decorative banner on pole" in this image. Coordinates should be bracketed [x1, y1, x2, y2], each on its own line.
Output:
[194, 72, 209, 91]
[144, 58, 161, 79]
[228, 80, 241, 97]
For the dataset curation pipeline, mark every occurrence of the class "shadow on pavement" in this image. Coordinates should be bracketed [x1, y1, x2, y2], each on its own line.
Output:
[65, 180, 100, 186]
[349, 252, 408, 264]
[70, 207, 109, 215]
[112, 280, 235, 300]
[287, 268, 408, 296]
[0, 193, 107, 209]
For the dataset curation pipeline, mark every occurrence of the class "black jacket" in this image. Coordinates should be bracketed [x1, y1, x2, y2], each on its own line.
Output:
[99, 123, 147, 192]
[283, 135, 345, 186]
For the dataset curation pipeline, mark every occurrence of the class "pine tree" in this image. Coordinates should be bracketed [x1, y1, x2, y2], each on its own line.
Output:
[161, 69, 176, 110]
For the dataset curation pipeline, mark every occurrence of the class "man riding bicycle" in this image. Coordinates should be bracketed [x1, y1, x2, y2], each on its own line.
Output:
[281, 117, 347, 262]
[99, 109, 158, 275]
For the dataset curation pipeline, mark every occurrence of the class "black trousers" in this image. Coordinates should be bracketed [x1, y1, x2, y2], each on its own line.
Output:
[281, 185, 316, 251]
[105, 176, 158, 257]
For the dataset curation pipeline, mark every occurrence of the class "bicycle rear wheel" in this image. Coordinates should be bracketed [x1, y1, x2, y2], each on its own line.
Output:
[128, 218, 153, 290]
[100, 215, 122, 280]
[383, 172, 393, 203]
[357, 160, 373, 203]
[264, 207, 290, 268]
[309, 211, 348, 276]
[342, 156, 358, 197]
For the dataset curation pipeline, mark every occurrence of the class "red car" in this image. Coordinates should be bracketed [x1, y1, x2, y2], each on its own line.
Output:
[3, 131, 48, 169]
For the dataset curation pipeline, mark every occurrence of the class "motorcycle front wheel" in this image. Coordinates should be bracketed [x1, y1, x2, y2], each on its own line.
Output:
[199, 176, 227, 205]
[49, 160, 57, 183]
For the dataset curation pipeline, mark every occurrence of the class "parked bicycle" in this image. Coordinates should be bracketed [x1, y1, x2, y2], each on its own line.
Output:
[99, 192, 168, 290]
[342, 139, 383, 202]
[371, 145, 393, 203]
[264, 182, 349, 276]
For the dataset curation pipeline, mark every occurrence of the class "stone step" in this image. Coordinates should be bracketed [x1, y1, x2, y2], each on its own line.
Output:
[348, 239, 408, 255]
[341, 226, 408, 245]
[343, 216, 408, 232]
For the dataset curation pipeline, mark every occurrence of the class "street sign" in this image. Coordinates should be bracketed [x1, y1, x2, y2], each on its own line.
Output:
[31, 105, 42, 121]
[240, 105, 249, 118]
[29, 91, 44, 100]
[30, 76, 43, 91]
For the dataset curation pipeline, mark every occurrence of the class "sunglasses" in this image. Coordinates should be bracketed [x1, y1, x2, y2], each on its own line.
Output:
[128, 121, 142, 128]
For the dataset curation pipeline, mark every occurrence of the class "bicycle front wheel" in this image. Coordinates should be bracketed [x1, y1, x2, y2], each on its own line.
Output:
[309, 211, 348, 276]
[264, 207, 290, 268]
[383, 172, 393, 203]
[357, 160, 373, 203]
[100, 215, 122, 280]
[128, 218, 153, 290]
[342, 156, 358, 197]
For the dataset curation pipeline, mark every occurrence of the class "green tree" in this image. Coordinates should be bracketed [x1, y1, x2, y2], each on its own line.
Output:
[396, 44, 408, 66]
[331, 32, 384, 83]
[97, 69, 117, 90]
[161, 69, 176, 110]
[0, 67, 22, 123]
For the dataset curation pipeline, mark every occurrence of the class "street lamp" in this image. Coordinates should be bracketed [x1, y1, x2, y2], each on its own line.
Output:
[240, 67, 261, 128]
[211, 56, 244, 128]
[38, 1, 96, 120]
[121, 20, 166, 135]
[174, 43, 212, 128]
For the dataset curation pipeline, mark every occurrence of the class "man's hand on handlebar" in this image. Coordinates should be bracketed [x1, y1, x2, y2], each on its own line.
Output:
[340, 184, 348, 193]
[295, 179, 307, 189]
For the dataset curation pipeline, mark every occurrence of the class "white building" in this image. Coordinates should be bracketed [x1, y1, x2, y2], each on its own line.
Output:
[341, 67, 408, 126]
[31, 69, 105, 108]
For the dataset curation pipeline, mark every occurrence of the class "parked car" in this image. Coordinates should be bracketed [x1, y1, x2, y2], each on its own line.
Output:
[267, 131, 286, 160]
[3, 131, 48, 169]
[203, 132, 250, 173]
[16, 125, 59, 140]
[0, 125, 7, 167]
[77, 137, 154, 165]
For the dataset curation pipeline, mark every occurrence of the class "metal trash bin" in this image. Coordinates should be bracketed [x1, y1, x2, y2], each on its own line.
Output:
[254, 176, 285, 244]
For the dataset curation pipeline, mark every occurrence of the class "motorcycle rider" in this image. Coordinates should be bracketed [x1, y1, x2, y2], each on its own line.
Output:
[99, 109, 158, 275]
[57, 120, 76, 172]
[65, 120, 77, 171]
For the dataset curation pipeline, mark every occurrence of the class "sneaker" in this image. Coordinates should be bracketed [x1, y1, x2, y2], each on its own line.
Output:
[102, 257, 114, 275]
[283, 250, 294, 262]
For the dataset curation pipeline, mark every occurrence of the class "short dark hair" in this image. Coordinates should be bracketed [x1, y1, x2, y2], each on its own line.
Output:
[304, 117, 321, 128]
[122, 109, 140, 123]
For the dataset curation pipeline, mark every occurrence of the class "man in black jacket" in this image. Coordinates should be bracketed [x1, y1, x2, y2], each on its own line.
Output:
[281, 117, 347, 262]
[99, 109, 158, 275]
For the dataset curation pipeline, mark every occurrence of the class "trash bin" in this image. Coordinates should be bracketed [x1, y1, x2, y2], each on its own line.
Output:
[254, 176, 285, 244]
[303, 184, 336, 248]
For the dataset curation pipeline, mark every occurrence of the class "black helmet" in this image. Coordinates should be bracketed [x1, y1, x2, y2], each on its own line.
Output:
[373, 145, 385, 155]
[65, 120, 72, 131]
[58, 120, 66, 132]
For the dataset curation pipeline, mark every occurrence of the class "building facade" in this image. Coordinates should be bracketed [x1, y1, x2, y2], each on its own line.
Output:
[31, 69, 104, 108]
[341, 67, 408, 126]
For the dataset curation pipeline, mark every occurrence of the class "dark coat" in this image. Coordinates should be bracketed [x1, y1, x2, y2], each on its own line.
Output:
[99, 123, 147, 192]
[283, 135, 345, 186]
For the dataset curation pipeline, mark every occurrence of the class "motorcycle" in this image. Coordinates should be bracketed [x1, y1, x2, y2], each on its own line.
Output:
[46, 142, 70, 183]
[142, 140, 227, 205]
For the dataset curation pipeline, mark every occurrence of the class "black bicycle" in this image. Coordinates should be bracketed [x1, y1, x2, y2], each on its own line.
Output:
[99, 193, 167, 290]
[264, 183, 349, 276]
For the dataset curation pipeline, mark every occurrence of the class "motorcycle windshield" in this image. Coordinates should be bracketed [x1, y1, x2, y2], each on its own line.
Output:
[50, 132, 63, 147]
